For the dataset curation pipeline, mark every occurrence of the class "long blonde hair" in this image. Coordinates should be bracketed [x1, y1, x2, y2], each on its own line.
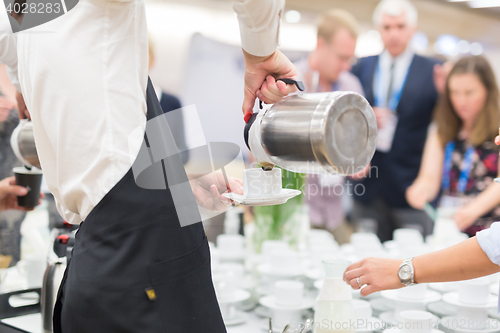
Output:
[434, 56, 500, 147]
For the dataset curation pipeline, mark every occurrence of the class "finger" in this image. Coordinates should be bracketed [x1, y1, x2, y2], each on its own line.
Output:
[256, 89, 274, 105]
[349, 276, 365, 290]
[276, 79, 298, 95]
[17, 108, 26, 120]
[210, 184, 229, 211]
[242, 82, 258, 115]
[0, 185, 28, 197]
[227, 178, 244, 195]
[360, 284, 378, 297]
[344, 261, 364, 277]
[260, 81, 284, 104]
[344, 267, 364, 285]
[495, 136, 500, 146]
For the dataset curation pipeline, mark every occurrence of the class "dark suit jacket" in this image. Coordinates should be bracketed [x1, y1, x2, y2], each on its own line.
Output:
[351, 54, 440, 208]
[159, 92, 190, 165]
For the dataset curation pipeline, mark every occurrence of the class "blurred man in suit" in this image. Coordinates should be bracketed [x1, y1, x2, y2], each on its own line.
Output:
[351, 0, 440, 242]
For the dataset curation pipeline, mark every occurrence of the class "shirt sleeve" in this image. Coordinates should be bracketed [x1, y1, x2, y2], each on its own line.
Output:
[477, 222, 500, 266]
[232, 0, 285, 57]
[0, 10, 20, 92]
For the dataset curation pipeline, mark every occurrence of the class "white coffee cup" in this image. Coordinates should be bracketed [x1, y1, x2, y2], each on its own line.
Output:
[399, 310, 433, 333]
[270, 250, 299, 275]
[352, 299, 372, 320]
[243, 168, 282, 198]
[216, 234, 244, 254]
[274, 280, 304, 306]
[457, 306, 488, 329]
[213, 273, 238, 299]
[458, 277, 490, 305]
[397, 283, 428, 301]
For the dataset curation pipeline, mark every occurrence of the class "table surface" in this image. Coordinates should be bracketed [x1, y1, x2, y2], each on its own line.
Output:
[1, 312, 263, 333]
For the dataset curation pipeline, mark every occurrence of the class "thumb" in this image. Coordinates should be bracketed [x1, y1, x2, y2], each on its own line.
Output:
[242, 87, 256, 115]
[0, 184, 28, 197]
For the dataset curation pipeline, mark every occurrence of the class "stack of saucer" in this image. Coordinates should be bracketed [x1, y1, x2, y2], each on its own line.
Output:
[257, 249, 305, 296]
[380, 284, 441, 324]
[259, 280, 315, 332]
[213, 266, 251, 326]
[352, 299, 384, 333]
[440, 278, 500, 333]
[383, 310, 446, 333]
[216, 234, 246, 264]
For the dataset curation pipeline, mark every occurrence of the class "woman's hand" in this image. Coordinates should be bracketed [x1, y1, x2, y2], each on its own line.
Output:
[405, 182, 429, 210]
[0, 176, 43, 211]
[190, 171, 243, 212]
[343, 257, 404, 296]
[455, 205, 479, 231]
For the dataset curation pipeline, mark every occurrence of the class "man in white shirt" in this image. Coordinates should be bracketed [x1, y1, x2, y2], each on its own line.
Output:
[0, 0, 297, 331]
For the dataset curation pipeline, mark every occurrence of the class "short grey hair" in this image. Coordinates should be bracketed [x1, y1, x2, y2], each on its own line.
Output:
[373, 0, 418, 27]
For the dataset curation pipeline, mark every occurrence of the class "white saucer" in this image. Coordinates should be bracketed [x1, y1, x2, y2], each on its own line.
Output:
[223, 189, 301, 206]
[488, 308, 500, 320]
[356, 317, 385, 332]
[370, 298, 396, 312]
[217, 289, 251, 304]
[383, 329, 445, 333]
[440, 316, 500, 333]
[491, 284, 499, 296]
[442, 292, 498, 308]
[429, 282, 460, 293]
[427, 300, 458, 317]
[257, 263, 304, 277]
[223, 309, 248, 326]
[259, 295, 315, 310]
[259, 318, 306, 333]
[218, 251, 246, 261]
[254, 305, 272, 318]
[381, 289, 442, 303]
[379, 311, 440, 326]
[305, 267, 324, 281]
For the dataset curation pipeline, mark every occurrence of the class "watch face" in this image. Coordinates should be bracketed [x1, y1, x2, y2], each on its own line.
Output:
[399, 265, 412, 280]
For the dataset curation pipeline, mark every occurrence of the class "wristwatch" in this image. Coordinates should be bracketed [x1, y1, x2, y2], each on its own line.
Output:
[398, 257, 416, 286]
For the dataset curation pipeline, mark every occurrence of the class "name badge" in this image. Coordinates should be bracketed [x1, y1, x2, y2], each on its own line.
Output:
[376, 113, 398, 153]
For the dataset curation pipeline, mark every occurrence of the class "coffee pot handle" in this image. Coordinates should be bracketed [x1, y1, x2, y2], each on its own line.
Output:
[243, 79, 305, 123]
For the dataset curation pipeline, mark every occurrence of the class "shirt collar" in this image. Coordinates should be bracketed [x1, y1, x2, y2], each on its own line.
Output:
[380, 46, 414, 68]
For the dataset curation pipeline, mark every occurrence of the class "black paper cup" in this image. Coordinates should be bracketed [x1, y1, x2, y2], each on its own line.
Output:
[13, 167, 43, 209]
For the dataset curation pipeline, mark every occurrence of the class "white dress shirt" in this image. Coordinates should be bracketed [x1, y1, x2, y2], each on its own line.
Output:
[476, 222, 500, 308]
[373, 47, 414, 109]
[0, 0, 284, 224]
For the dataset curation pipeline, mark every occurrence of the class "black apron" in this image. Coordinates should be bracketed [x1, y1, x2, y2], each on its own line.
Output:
[53, 78, 227, 333]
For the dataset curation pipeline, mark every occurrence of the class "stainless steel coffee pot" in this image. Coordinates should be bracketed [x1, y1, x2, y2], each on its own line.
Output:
[11, 119, 41, 169]
[244, 91, 377, 175]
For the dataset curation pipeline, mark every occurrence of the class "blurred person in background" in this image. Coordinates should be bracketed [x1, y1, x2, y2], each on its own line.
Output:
[148, 35, 189, 165]
[351, 0, 440, 242]
[406, 56, 500, 237]
[296, 9, 364, 244]
[0, 93, 26, 265]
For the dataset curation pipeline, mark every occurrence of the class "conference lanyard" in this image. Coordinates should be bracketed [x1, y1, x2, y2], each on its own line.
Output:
[442, 141, 475, 194]
[374, 59, 410, 112]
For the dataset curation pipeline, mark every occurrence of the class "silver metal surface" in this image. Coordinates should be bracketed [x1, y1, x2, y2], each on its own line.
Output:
[259, 92, 377, 175]
[11, 121, 41, 169]
[42, 260, 66, 333]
